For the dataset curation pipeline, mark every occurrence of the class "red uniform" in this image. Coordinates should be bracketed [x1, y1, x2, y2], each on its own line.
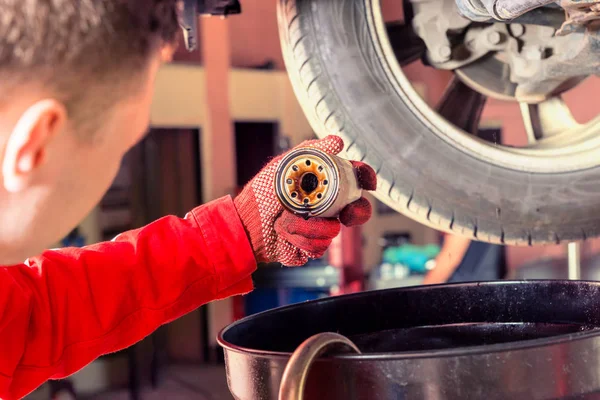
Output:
[0, 196, 256, 399]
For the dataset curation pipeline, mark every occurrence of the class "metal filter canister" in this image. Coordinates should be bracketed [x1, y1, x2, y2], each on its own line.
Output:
[274, 148, 362, 218]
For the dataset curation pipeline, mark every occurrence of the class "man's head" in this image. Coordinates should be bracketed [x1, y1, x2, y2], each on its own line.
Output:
[0, 0, 180, 264]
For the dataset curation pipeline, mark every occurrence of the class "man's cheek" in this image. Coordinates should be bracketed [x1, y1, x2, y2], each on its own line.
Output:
[132, 127, 150, 149]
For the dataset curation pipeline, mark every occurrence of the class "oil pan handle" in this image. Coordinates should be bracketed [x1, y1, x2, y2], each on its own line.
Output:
[278, 332, 361, 400]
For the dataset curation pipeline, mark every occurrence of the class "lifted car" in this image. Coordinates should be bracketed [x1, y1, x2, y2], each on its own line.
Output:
[189, 0, 600, 246]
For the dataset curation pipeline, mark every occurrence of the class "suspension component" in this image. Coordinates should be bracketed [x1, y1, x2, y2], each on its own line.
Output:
[274, 148, 362, 219]
[455, 0, 555, 21]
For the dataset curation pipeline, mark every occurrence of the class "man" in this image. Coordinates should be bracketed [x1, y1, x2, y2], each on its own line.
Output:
[423, 233, 506, 284]
[0, 1, 376, 399]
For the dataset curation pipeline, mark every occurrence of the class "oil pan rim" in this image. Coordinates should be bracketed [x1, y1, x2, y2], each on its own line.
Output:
[218, 280, 600, 361]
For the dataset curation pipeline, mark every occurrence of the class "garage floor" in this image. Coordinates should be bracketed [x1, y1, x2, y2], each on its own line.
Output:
[26, 366, 233, 400]
[25, 364, 234, 400]
[86, 365, 233, 400]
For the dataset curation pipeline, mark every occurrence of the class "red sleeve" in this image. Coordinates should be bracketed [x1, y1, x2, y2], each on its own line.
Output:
[0, 196, 256, 399]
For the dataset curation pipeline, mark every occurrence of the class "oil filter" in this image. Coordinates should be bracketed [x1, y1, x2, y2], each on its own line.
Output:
[274, 147, 362, 218]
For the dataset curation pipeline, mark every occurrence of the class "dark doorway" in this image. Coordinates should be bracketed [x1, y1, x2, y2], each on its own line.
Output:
[228, 121, 277, 362]
[97, 127, 206, 396]
[235, 122, 278, 187]
[478, 127, 502, 144]
[98, 128, 202, 239]
[133, 128, 202, 222]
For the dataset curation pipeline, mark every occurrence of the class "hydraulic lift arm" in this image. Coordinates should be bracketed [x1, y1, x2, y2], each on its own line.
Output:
[180, 0, 242, 51]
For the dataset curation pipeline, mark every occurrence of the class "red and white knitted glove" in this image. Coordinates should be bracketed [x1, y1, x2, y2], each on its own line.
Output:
[234, 135, 377, 266]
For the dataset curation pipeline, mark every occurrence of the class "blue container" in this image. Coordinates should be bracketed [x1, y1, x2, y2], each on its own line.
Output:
[244, 288, 329, 316]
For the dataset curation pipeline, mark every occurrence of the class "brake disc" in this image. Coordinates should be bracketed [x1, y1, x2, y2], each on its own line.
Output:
[410, 0, 600, 102]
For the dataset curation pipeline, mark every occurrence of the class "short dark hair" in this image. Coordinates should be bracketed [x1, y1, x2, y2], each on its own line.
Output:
[0, 0, 180, 131]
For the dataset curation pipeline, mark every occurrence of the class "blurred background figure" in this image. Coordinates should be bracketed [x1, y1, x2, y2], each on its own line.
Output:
[423, 233, 507, 285]
[49, 381, 76, 400]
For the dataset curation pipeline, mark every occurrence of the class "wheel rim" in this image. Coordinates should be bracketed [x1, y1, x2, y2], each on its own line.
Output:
[369, 0, 600, 174]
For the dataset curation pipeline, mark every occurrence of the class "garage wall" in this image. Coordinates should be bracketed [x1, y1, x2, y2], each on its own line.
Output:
[228, 0, 284, 69]
[151, 64, 206, 127]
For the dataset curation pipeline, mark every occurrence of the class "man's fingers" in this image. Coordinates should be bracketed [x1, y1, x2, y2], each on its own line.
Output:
[350, 161, 377, 191]
[280, 249, 309, 267]
[300, 249, 326, 260]
[285, 235, 333, 257]
[298, 135, 344, 156]
[339, 197, 372, 227]
[276, 212, 341, 239]
[274, 212, 341, 259]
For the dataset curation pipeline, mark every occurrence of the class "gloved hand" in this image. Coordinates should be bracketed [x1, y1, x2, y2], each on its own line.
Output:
[234, 135, 377, 266]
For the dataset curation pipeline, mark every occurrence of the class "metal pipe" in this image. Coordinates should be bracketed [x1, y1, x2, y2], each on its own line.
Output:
[456, 0, 556, 21]
[568, 242, 581, 280]
[495, 0, 555, 20]
[510, 7, 566, 28]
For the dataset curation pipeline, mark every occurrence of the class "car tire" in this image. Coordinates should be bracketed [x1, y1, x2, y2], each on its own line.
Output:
[277, 0, 600, 245]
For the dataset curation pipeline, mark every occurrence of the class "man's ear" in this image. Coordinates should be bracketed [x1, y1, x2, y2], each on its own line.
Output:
[160, 43, 177, 62]
[2, 99, 67, 193]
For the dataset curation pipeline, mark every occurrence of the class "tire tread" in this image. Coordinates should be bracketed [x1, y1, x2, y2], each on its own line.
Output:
[277, 0, 551, 245]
